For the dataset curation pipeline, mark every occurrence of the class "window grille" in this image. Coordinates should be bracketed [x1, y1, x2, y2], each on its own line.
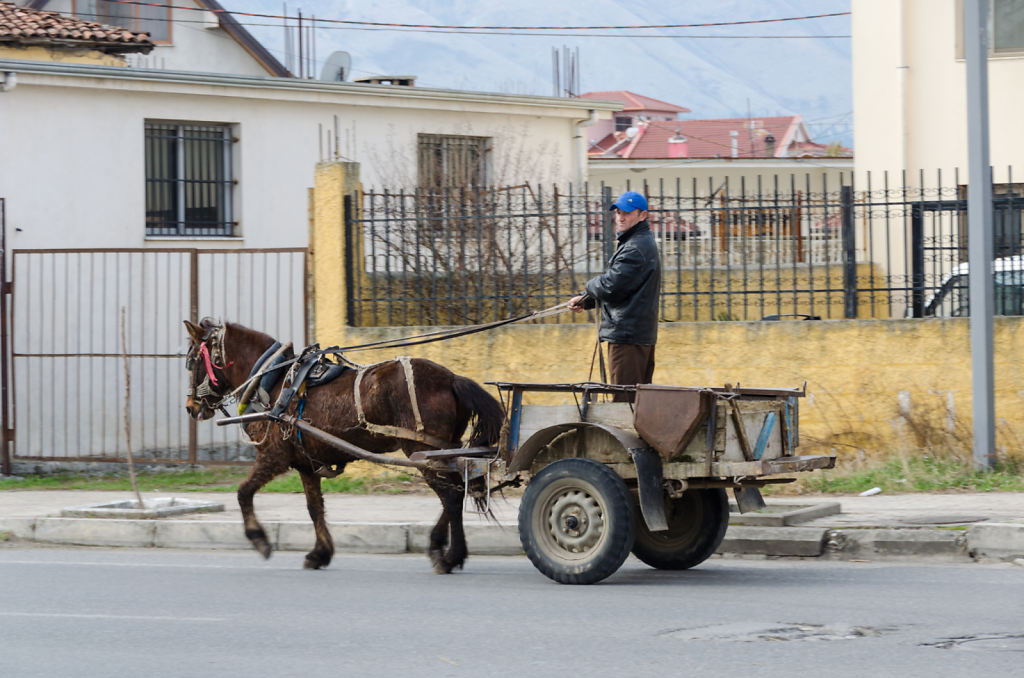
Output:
[417, 134, 491, 190]
[145, 122, 235, 238]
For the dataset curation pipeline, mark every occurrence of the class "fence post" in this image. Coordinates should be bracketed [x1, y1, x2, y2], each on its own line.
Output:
[911, 204, 925, 317]
[188, 249, 199, 464]
[0, 198, 10, 475]
[343, 194, 355, 327]
[602, 185, 614, 265]
[842, 186, 858, 318]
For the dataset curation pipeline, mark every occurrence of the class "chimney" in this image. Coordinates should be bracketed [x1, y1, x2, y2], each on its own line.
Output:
[764, 134, 776, 157]
[730, 130, 739, 158]
[668, 131, 688, 158]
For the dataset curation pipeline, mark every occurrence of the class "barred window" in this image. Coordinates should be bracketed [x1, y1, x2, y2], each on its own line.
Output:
[145, 122, 235, 237]
[417, 134, 491, 190]
[74, 0, 171, 42]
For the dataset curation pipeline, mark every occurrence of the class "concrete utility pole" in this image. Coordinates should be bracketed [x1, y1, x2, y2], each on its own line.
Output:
[964, 0, 996, 470]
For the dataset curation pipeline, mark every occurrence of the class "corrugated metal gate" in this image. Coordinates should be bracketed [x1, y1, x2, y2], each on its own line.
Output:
[1, 245, 308, 468]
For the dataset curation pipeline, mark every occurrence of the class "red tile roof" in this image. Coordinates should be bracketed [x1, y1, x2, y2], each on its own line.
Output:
[0, 0, 154, 53]
[580, 90, 690, 114]
[588, 115, 855, 159]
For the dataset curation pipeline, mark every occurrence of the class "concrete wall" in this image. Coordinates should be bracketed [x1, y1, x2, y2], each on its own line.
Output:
[310, 162, 1024, 463]
[0, 44, 124, 66]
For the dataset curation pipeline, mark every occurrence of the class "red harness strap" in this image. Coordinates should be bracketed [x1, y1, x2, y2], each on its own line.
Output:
[199, 341, 233, 386]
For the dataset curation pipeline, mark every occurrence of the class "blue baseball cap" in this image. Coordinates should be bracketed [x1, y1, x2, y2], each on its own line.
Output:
[609, 191, 648, 212]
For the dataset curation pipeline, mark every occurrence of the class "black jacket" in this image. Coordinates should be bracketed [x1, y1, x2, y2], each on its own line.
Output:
[581, 221, 660, 345]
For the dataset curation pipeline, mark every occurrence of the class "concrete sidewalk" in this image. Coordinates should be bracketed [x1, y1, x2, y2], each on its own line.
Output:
[1, 489, 1023, 563]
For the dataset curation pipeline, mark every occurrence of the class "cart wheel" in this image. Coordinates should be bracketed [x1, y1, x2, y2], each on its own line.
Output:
[631, 488, 729, 570]
[519, 458, 635, 585]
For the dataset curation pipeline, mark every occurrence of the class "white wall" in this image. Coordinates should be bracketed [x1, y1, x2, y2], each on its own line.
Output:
[39, 0, 276, 76]
[589, 160, 854, 197]
[0, 63, 609, 250]
[853, 0, 1024, 183]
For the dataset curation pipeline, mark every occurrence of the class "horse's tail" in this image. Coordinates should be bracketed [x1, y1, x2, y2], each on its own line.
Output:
[452, 375, 505, 447]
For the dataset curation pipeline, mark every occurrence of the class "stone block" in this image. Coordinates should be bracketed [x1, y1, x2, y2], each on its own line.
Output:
[967, 522, 1024, 561]
[153, 520, 254, 550]
[719, 526, 827, 557]
[34, 517, 155, 547]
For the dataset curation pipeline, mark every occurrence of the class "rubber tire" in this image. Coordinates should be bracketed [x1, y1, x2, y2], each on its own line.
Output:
[631, 488, 729, 570]
[519, 458, 636, 585]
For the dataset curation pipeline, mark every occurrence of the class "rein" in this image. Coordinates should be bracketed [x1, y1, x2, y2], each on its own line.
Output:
[335, 301, 573, 353]
[221, 301, 575, 399]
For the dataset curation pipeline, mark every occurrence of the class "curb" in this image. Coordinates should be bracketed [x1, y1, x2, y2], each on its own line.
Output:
[4, 517, 1020, 563]
[966, 522, 1024, 561]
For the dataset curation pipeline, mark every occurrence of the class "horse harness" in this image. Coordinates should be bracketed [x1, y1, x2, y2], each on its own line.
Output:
[186, 324, 234, 414]
[191, 325, 450, 453]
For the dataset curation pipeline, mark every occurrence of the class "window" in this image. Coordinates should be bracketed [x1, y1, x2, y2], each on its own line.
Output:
[145, 122, 234, 237]
[417, 134, 491, 190]
[993, 0, 1024, 52]
[74, 0, 171, 42]
[614, 116, 633, 132]
[956, 0, 1024, 56]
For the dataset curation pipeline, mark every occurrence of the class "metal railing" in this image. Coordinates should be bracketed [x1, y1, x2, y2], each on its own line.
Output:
[345, 172, 1024, 326]
[5, 247, 308, 464]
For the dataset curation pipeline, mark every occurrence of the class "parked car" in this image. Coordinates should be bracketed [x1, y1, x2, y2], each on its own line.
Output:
[923, 255, 1024, 317]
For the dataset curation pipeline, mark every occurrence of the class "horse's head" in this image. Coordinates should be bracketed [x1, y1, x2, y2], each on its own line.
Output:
[183, 318, 234, 420]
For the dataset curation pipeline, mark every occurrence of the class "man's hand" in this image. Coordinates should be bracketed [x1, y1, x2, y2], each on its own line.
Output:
[569, 294, 588, 312]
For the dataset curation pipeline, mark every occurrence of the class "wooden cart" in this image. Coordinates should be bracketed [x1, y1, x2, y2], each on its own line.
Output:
[226, 381, 834, 585]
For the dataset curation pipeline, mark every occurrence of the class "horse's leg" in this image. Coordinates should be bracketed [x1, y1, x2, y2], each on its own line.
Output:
[298, 470, 335, 570]
[237, 446, 290, 559]
[424, 471, 468, 574]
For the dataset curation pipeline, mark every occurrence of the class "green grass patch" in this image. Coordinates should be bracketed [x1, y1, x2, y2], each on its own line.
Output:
[790, 452, 1024, 494]
[0, 466, 425, 494]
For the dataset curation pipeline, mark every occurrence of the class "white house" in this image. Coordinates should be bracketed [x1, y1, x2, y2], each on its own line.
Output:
[851, 0, 1024, 315]
[0, 2, 618, 466]
[853, 0, 1024, 183]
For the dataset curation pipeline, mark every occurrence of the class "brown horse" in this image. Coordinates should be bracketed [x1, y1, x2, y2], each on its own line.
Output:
[183, 318, 505, 573]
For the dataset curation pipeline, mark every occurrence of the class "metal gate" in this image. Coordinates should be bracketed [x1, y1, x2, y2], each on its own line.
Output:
[1, 245, 308, 469]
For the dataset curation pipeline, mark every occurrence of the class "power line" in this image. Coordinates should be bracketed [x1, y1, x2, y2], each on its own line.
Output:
[109, 1, 848, 32]
[65, 11, 851, 38]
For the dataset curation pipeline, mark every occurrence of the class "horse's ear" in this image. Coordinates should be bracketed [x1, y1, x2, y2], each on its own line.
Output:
[184, 320, 204, 342]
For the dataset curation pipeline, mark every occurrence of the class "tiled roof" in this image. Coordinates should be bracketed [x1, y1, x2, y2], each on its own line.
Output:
[580, 90, 690, 114]
[0, 1, 154, 53]
[788, 140, 853, 157]
[588, 115, 845, 159]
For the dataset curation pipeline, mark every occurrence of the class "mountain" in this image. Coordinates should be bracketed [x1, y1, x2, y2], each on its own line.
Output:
[224, 0, 852, 147]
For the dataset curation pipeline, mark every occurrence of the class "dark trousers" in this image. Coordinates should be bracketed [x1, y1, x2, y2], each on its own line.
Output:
[606, 343, 656, 402]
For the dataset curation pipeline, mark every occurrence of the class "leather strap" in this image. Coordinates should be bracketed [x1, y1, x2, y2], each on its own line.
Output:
[354, 359, 450, 450]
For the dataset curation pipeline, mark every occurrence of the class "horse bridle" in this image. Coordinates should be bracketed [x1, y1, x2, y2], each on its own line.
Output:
[186, 324, 234, 413]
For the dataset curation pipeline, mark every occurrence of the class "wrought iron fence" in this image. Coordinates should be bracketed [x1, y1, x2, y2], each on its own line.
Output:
[345, 171, 1024, 326]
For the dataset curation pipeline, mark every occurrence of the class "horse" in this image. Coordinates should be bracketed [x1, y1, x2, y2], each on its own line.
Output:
[183, 318, 505, 573]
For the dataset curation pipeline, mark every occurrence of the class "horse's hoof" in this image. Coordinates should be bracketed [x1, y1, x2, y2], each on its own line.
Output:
[254, 542, 272, 560]
[429, 548, 451, 574]
[303, 552, 331, 570]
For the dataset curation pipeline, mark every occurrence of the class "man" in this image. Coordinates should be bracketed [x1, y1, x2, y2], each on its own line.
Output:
[569, 191, 660, 399]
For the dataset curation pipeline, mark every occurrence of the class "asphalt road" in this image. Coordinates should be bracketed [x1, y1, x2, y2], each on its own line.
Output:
[0, 547, 1021, 678]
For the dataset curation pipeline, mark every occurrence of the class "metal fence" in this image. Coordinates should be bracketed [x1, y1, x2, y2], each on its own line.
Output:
[4, 247, 308, 465]
[345, 172, 1024, 326]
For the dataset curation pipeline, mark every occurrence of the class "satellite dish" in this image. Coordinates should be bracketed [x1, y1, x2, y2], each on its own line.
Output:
[319, 51, 352, 82]
[625, 126, 638, 139]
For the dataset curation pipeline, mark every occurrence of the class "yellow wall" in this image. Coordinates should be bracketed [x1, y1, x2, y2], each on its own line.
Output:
[0, 45, 126, 66]
[310, 162, 1024, 462]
